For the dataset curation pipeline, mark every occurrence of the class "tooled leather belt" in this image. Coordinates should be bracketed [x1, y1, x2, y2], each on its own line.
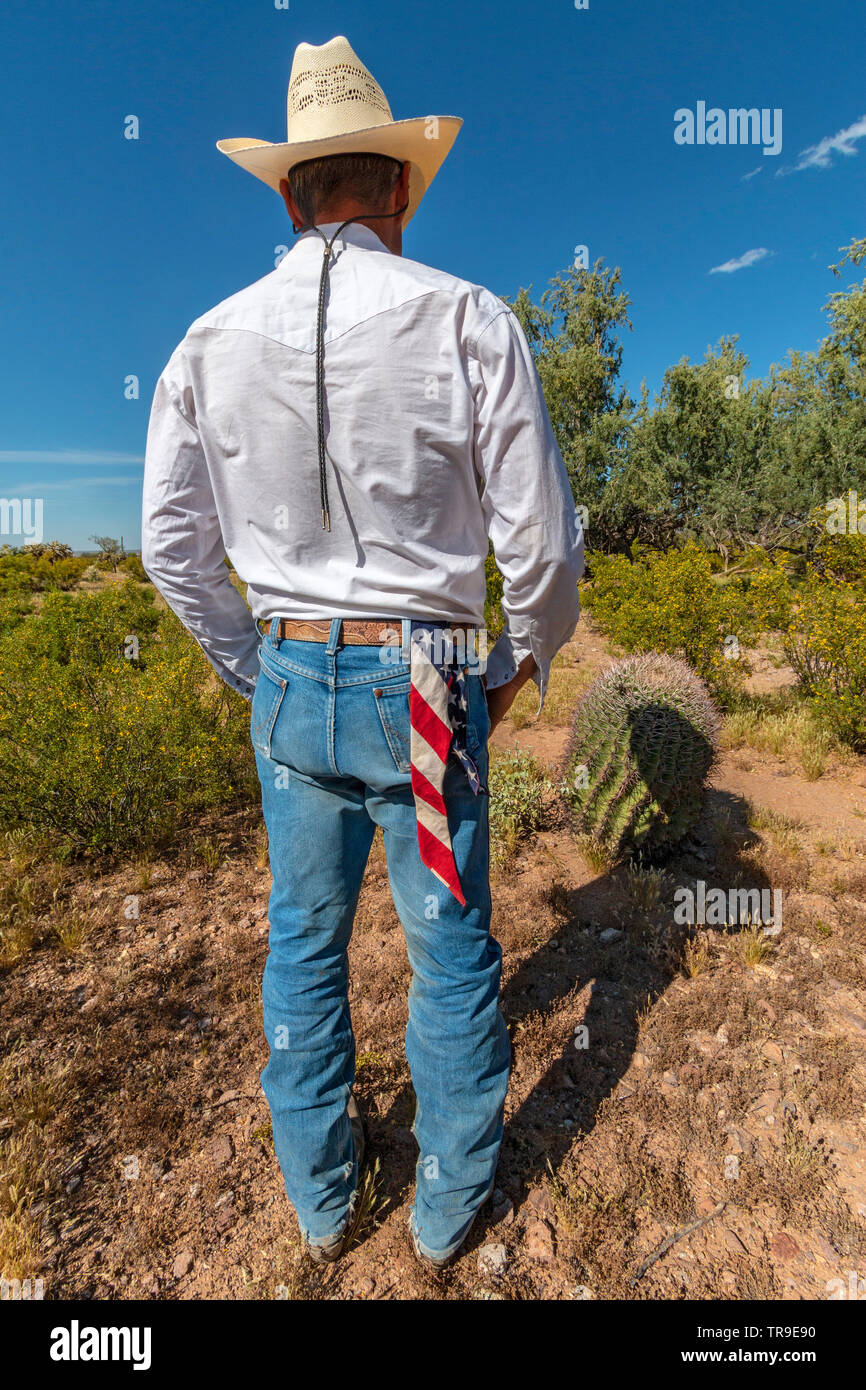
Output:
[257, 615, 486, 904]
[257, 618, 476, 647]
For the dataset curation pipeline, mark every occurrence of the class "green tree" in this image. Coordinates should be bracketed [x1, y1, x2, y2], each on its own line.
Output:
[507, 260, 634, 547]
[89, 535, 124, 572]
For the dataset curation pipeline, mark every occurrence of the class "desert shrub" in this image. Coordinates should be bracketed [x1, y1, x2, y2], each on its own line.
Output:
[582, 543, 752, 699]
[49, 557, 89, 589]
[0, 582, 257, 858]
[750, 563, 866, 751]
[119, 553, 148, 581]
[488, 749, 549, 865]
[809, 501, 866, 584]
[0, 547, 89, 594]
[484, 548, 505, 639]
[22, 582, 160, 665]
[0, 592, 34, 633]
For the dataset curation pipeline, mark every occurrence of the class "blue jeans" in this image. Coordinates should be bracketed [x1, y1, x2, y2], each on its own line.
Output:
[251, 618, 510, 1260]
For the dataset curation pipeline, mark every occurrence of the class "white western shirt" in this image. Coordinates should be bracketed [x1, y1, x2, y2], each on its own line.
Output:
[142, 221, 583, 704]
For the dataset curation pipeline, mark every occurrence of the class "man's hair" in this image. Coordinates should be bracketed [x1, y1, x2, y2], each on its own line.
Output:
[287, 152, 404, 227]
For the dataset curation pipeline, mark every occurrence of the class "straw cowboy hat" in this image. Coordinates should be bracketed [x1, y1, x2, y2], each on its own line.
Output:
[216, 35, 463, 228]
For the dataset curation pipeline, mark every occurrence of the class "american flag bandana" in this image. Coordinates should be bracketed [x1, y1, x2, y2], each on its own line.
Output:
[408, 623, 486, 907]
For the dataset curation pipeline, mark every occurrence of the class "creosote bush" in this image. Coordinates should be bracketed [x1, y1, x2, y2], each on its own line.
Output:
[582, 543, 752, 700]
[749, 560, 866, 751]
[0, 582, 257, 859]
[488, 749, 550, 867]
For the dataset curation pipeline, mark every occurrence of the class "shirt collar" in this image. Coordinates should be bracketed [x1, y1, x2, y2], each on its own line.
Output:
[291, 221, 391, 256]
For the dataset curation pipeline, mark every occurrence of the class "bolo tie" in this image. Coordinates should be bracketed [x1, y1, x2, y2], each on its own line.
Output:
[295, 195, 484, 907]
[295, 198, 410, 531]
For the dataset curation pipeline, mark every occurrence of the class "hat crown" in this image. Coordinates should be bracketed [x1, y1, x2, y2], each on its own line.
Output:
[286, 36, 393, 142]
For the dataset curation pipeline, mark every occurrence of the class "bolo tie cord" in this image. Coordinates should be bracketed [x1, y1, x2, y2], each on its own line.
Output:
[297, 198, 410, 531]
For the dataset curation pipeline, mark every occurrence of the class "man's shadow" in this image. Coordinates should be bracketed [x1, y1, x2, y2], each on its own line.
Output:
[468, 784, 769, 1253]
[365, 719, 768, 1256]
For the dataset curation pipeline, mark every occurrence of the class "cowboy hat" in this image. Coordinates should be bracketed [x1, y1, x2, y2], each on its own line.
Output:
[216, 35, 462, 228]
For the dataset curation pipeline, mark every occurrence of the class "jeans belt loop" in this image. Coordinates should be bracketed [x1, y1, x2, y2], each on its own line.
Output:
[401, 618, 412, 665]
[268, 617, 281, 645]
[326, 618, 342, 654]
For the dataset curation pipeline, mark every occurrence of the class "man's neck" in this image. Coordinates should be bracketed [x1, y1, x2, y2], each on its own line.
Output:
[312, 206, 402, 255]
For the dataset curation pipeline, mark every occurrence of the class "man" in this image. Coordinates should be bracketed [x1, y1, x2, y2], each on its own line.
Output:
[142, 35, 583, 1270]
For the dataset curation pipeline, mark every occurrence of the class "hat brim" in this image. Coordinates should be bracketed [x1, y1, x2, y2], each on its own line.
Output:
[216, 116, 462, 228]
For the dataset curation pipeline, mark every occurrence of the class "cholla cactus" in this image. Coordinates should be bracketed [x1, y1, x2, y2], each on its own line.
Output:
[564, 654, 720, 858]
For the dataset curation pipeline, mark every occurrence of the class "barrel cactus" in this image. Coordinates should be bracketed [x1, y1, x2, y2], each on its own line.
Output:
[564, 654, 720, 858]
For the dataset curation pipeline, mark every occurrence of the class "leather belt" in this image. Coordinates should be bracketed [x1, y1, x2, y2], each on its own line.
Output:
[258, 618, 477, 647]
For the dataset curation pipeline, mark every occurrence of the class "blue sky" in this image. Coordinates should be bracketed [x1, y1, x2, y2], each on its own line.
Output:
[1, 0, 864, 551]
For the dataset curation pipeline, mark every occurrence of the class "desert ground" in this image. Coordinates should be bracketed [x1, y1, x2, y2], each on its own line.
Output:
[3, 618, 865, 1301]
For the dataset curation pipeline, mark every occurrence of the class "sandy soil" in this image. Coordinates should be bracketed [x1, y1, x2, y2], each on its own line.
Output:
[2, 623, 865, 1301]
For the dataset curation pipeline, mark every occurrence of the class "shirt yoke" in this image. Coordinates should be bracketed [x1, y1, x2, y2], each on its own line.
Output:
[183, 248, 511, 358]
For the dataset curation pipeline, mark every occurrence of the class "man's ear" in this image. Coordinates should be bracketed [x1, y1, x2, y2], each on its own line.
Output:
[279, 177, 305, 233]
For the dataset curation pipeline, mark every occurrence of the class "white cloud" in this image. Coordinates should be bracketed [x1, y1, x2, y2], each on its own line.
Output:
[741, 165, 764, 181]
[780, 113, 866, 175]
[709, 247, 772, 275]
[1, 477, 142, 493]
[0, 450, 144, 465]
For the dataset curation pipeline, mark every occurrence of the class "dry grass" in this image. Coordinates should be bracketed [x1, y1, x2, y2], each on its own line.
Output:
[0, 1137, 48, 1281]
[745, 802, 803, 856]
[507, 651, 594, 730]
[490, 820, 521, 871]
[254, 824, 270, 870]
[681, 937, 712, 978]
[625, 862, 667, 912]
[722, 702, 838, 780]
[552, 1141, 696, 1295]
[0, 843, 66, 970]
[0, 916, 37, 972]
[729, 925, 774, 968]
[574, 834, 616, 875]
[733, 1119, 828, 1225]
[2, 1056, 73, 1130]
[795, 1037, 860, 1121]
[0, 1047, 74, 1281]
[50, 910, 96, 955]
[342, 1157, 385, 1255]
[192, 835, 225, 873]
[133, 855, 155, 892]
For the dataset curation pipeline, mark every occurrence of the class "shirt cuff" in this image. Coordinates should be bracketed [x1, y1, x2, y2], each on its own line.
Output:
[234, 677, 256, 702]
[484, 630, 549, 716]
[189, 631, 259, 703]
[214, 660, 257, 702]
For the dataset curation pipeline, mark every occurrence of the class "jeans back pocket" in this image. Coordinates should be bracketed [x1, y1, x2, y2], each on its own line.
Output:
[373, 679, 411, 773]
[251, 659, 288, 758]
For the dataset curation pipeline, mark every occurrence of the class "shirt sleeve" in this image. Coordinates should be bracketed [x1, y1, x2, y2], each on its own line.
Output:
[472, 308, 584, 711]
[141, 346, 260, 701]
